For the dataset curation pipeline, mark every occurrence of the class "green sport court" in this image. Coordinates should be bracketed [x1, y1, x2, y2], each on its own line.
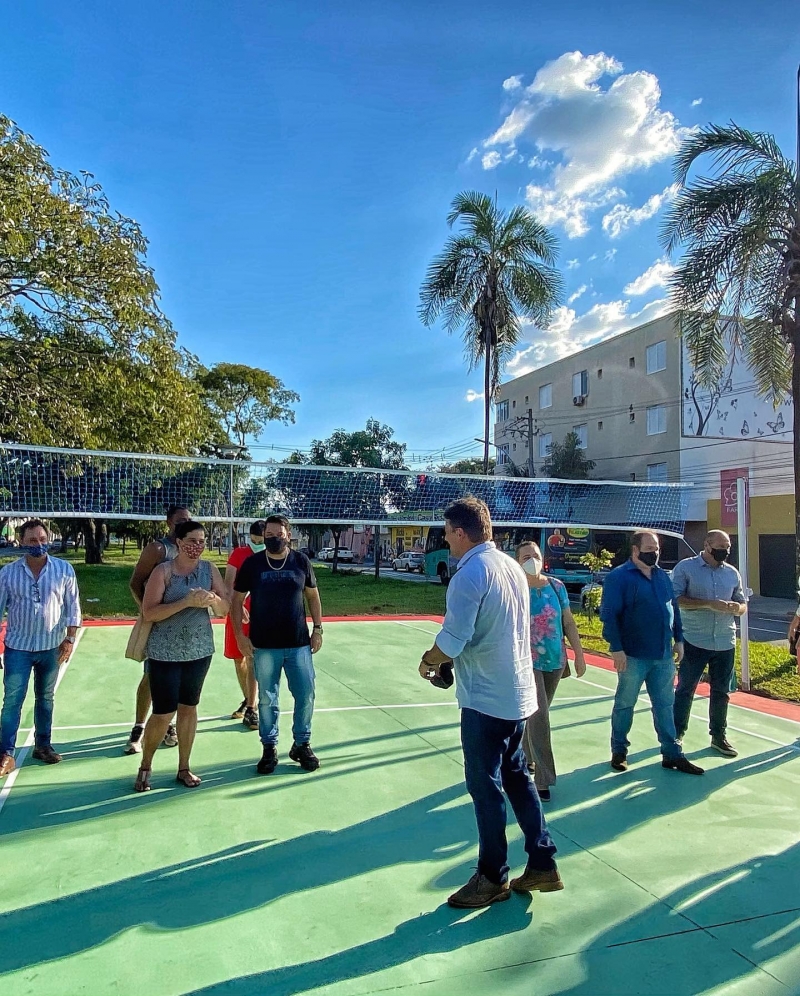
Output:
[1, 618, 799, 996]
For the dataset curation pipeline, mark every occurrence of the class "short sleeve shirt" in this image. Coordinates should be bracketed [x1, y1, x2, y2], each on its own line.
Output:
[234, 551, 317, 649]
[529, 577, 569, 671]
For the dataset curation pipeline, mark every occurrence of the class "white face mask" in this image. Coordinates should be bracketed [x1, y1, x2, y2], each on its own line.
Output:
[522, 557, 543, 577]
[248, 539, 266, 553]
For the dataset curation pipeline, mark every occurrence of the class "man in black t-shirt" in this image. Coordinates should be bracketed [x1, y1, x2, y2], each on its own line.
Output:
[232, 514, 324, 774]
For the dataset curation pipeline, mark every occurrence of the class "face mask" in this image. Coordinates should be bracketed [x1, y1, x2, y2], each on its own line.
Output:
[265, 536, 287, 555]
[24, 544, 48, 558]
[638, 551, 658, 567]
[710, 548, 729, 563]
[249, 539, 266, 553]
[522, 557, 543, 577]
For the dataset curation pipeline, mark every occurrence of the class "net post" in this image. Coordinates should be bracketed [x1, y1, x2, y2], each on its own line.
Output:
[737, 476, 751, 692]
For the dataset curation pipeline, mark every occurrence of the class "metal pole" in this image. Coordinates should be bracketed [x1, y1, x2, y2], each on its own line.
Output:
[229, 461, 234, 550]
[374, 524, 381, 580]
[527, 408, 535, 477]
[737, 476, 751, 691]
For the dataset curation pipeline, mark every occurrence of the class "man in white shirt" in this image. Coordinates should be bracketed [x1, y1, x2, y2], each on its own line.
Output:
[0, 520, 81, 776]
[419, 498, 561, 908]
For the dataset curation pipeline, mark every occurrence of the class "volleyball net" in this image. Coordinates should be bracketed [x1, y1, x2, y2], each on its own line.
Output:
[0, 443, 691, 535]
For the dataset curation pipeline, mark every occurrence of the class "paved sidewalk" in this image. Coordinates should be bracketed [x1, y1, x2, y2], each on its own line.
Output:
[748, 594, 797, 620]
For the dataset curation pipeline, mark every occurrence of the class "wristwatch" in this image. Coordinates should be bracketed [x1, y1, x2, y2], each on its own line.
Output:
[313, 625, 323, 634]
[65, 636, 76, 644]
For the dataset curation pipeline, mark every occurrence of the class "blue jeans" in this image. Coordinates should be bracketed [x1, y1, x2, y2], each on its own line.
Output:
[461, 708, 557, 885]
[611, 656, 682, 760]
[253, 646, 315, 747]
[673, 642, 735, 739]
[1, 647, 60, 755]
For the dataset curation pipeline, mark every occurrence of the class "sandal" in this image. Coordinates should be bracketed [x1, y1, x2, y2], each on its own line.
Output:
[134, 766, 152, 792]
[176, 768, 201, 788]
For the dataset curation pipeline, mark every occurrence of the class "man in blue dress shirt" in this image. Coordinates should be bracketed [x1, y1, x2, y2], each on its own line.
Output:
[600, 530, 703, 776]
[419, 498, 561, 909]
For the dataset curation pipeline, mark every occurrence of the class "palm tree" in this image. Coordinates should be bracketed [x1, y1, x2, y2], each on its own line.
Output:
[542, 432, 596, 480]
[661, 121, 800, 571]
[420, 192, 562, 473]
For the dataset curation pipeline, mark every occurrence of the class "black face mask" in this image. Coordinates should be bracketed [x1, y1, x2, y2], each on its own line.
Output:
[710, 548, 729, 563]
[265, 536, 287, 555]
[637, 551, 658, 567]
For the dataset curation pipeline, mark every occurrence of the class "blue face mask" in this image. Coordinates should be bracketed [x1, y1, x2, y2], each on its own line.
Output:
[24, 544, 48, 558]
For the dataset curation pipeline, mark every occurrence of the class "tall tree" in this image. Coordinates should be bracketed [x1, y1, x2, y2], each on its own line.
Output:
[542, 432, 596, 480]
[437, 457, 496, 475]
[661, 122, 800, 571]
[419, 191, 562, 473]
[198, 363, 299, 449]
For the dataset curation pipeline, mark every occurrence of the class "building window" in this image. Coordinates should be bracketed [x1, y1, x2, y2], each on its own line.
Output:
[597, 368, 603, 379]
[646, 404, 667, 435]
[647, 462, 668, 482]
[538, 432, 552, 458]
[629, 472, 636, 481]
[646, 340, 667, 374]
[573, 424, 588, 449]
[598, 420, 603, 430]
[524, 395, 529, 405]
[572, 370, 588, 398]
[497, 444, 510, 464]
[539, 383, 552, 409]
[629, 405, 635, 423]
[629, 356, 635, 368]
[496, 400, 509, 422]
[513, 443, 517, 451]
[512, 399, 516, 408]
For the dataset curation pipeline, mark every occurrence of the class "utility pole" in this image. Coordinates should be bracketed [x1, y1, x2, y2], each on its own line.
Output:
[499, 411, 540, 476]
[527, 408, 535, 478]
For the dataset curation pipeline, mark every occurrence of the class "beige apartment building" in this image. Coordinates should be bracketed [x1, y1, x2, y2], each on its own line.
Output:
[494, 311, 796, 596]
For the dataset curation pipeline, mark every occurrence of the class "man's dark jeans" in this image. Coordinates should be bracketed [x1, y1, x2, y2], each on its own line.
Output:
[673, 641, 735, 739]
[460, 707, 557, 885]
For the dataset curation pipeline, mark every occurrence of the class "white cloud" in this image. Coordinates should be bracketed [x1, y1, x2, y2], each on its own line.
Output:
[566, 258, 580, 269]
[466, 147, 479, 163]
[602, 183, 679, 238]
[503, 74, 524, 92]
[623, 258, 674, 296]
[505, 296, 673, 374]
[691, 98, 703, 107]
[481, 150, 503, 170]
[604, 249, 617, 262]
[587, 254, 597, 261]
[527, 154, 554, 169]
[568, 284, 588, 304]
[465, 389, 484, 403]
[480, 51, 691, 237]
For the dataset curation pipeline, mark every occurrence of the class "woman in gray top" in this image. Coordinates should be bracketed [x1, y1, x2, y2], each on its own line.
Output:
[135, 520, 229, 791]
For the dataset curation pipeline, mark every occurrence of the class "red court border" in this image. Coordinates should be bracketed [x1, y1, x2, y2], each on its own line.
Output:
[78, 615, 800, 724]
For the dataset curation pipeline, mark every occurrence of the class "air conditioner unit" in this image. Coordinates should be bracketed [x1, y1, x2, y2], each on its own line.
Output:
[573, 395, 586, 406]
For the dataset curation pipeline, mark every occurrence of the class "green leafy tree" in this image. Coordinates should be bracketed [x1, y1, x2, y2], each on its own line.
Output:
[420, 191, 562, 472]
[198, 362, 299, 449]
[661, 122, 800, 573]
[542, 432, 596, 480]
[438, 457, 496, 475]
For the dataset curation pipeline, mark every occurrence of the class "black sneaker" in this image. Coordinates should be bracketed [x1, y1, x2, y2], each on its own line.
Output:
[162, 723, 178, 748]
[231, 699, 247, 720]
[538, 788, 551, 802]
[256, 745, 278, 775]
[243, 706, 259, 731]
[289, 742, 320, 771]
[610, 753, 628, 771]
[123, 724, 145, 755]
[710, 738, 738, 757]
[662, 756, 704, 775]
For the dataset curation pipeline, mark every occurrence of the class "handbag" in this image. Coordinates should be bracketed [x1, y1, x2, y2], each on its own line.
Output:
[125, 615, 152, 662]
[544, 577, 572, 678]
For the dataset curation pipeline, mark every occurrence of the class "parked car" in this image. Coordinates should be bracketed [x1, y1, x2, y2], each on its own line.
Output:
[318, 547, 355, 563]
[392, 551, 425, 573]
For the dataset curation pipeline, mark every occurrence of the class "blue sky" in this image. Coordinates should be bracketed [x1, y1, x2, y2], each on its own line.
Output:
[2, 0, 796, 467]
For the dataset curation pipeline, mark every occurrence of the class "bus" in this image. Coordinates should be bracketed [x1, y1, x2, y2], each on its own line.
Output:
[424, 525, 649, 590]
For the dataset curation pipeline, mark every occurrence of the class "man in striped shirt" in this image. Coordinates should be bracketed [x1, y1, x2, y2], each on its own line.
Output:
[0, 520, 82, 776]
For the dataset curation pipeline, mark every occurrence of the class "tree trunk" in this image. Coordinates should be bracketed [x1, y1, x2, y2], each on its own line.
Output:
[483, 324, 491, 474]
[83, 518, 105, 564]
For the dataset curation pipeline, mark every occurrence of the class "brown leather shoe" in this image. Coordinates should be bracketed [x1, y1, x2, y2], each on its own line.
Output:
[31, 745, 62, 764]
[510, 865, 564, 894]
[447, 872, 510, 909]
[610, 753, 628, 771]
[0, 752, 15, 777]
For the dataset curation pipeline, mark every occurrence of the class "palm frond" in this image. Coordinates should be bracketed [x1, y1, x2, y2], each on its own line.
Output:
[740, 317, 792, 404]
[672, 122, 792, 185]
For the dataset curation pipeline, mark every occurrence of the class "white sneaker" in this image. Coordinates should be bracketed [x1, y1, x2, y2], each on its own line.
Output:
[162, 723, 178, 748]
[123, 724, 145, 755]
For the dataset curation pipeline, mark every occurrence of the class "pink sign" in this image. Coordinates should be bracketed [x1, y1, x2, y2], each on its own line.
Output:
[720, 468, 750, 527]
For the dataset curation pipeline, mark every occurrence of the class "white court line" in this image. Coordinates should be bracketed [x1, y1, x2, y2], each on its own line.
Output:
[394, 620, 441, 636]
[0, 628, 86, 817]
[575, 671, 800, 752]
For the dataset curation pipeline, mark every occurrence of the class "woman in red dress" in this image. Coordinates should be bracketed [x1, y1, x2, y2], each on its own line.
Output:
[224, 521, 265, 728]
